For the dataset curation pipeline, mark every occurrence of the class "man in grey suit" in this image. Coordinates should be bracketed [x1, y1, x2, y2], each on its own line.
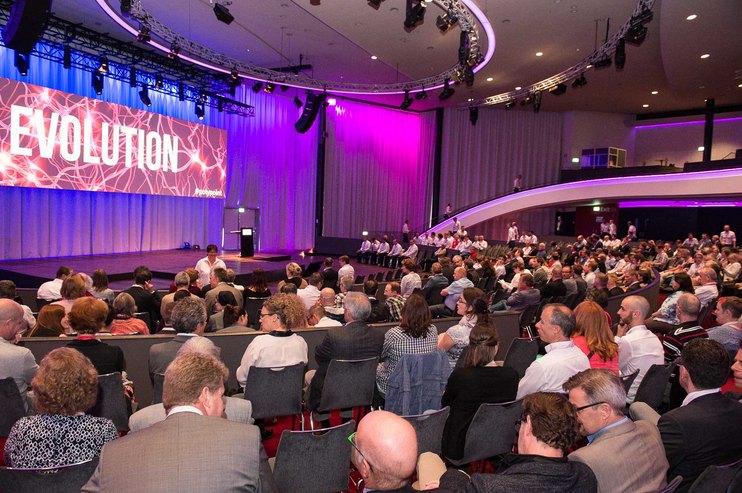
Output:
[205, 267, 244, 315]
[84, 351, 275, 492]
[565, 369, 668, 493]
[148, 297, 207, 381]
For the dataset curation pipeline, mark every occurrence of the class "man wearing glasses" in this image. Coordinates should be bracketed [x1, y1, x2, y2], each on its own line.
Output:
[564, 369, 668, 493]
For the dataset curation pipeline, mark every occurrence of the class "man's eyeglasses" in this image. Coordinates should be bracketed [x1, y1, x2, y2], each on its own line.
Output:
[259, 312, 275, 319]
[573, 401, 606, 412]
[348, 432, 374, 472]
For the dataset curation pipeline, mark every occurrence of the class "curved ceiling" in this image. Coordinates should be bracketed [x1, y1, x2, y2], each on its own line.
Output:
[42, 0, 742, 113]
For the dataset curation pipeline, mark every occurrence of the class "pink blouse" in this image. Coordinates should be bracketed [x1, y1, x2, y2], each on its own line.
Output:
[572, 335, 619, 375]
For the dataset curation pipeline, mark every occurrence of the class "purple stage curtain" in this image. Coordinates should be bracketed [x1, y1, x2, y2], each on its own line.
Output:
[0, 46, 316, 259]
[323, 101, 436, 239]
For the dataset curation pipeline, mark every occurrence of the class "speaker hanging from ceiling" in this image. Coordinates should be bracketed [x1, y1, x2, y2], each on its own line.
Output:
[1, 0, 54, 55]
[294, 93, 326, 134]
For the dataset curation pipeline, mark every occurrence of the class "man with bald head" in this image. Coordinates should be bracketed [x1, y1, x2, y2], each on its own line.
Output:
[692, 267, 719, 307]
[430, 267, 474, 318]
[318, 287, 344, 322]
[0, 299, 39, 410]
[615, 295, 664, 403]
[351, 411, 418, 492]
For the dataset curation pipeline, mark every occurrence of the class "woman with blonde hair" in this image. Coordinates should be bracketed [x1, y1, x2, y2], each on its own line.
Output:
[28, 304, 66, 337]
[572, 300, 619, 374]
[276, 262, 307, 291]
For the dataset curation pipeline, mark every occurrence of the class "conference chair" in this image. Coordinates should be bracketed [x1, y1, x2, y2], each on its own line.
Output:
[502, 338, 539, 379]
[244, 363, 305, 430]
[620, 369, 640, 394]
[90, 372, 129, 432]
[633, 362, 677, 411]
[688, 456, 742, 493]
[271, 420, 354, 493]
[657, 476, 683, 493]
[243, 297, 266, 329]
[311, 357, 378, 430]
[517, 303, 540, 329]
[152, 373, 165, 405]
[0, 378, 26, 437]
[447, 400, 522, 468]
[0, 458, 99, 493]
[384, 351, 451, 416]
[402, 406, 450, 455]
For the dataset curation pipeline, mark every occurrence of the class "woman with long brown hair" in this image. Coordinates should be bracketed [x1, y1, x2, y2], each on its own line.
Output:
[28, 304, 66, 337]
[572, 300, 619, 374]
[437, 287, 488, 368]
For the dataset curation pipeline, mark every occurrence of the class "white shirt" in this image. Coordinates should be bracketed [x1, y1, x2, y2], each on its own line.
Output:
[37, 278, 64, 301]
[338, 263, 355, 282]
[358, 240, 371, 252]
[516, 340, 590, 399]
[389, 243, 403, 256]
[609, 223, 617, 236]
[694, 283, 719, 307]
[401, 243, 418, 258]
[195, 256, 227, 288]
[167, 405, 203, 417]
[378, 242, 390, 254]
[236, 332, 308, 387]
[507, 226, 518, 242]
[400, 272, 422, 298]
[720, 230, 736, 246]
[297, 285, 322, 309]
[616, 325, 664, 403]
[402, 223, 410, 234]
[315, 316, 343, 328]
[681, 388, 721, 407]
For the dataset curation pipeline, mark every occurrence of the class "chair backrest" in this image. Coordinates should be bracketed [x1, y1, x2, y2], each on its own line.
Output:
[385, 271, 394, 282]
[375, 272, 384, 282]
[35, 298, 51, 310]
[244, 363, 304, 420]
[152, 373, 165, 405]
[449, 400, 522, 466]
[657, 475, 684, 493]
[697, 298, 717, 328]
[426, 286, 445, 306]
[272, 420, 354, 493]
[502, 338, 539, 378]
[243, 297, 266, 329]
[385, 351, 451, 416]
[318, 357, 378, 413]
[90, 372, 129, 432]
[0, 458, 99, 493]
[134, 311, 153, 332]
[402, 407, 450, 455]
[304, 261, 322, 277]
[0, 378, 26, 436]
[688, 456, 742, 493]
[633, 363, 676, 410]
[354, 275, 365, 285]
[620, 369, 640, 394]
[518, 303, 539, 328]
[484, 276, 498, 292]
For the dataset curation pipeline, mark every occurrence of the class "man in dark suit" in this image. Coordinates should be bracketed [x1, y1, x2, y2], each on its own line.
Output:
[539, 266, 566, 300]
[364, 280, 390, 323]
[307, 292, 384, 425]
[321, 257, 339, 293]
[83, 352, 276, 493]
[148, 297, 207, 381]
[623, 269, 642, 292]
[657, 338, 742, 492]
[423, 263, 449, 306]
[123, 265, 162, 331]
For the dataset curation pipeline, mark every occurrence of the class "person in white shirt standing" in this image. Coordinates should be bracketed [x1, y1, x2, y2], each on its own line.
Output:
[507, 222, 519, 248]
[720, 224, 737, 248]
[338, 256, 355, 283]
[194, 244, 226, 289]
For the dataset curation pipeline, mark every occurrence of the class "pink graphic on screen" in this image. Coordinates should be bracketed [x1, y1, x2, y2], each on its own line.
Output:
[0, 77, 226, 198]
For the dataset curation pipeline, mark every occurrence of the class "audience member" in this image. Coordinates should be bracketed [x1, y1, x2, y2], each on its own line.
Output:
[400, 259, 422, 298]
[692, 267, 719, 307]
[28, 304, 66, 337]
[490, 272, 540, 312]
[0, 298, 39, 410]
[384, 282, 406, 322]
[437, 287, 487, 368]
[297, 272, 323, 309]
[149, 297, 207, 380]
[207, 290, 238, 332]
[109, 292, 150, 335]
[244, 268, 271, 299]
[160, 271, 197, 324]
[123, 266, 162, 328]
[335, 274, 355, 307]
[51, 273, 87, 313]
[0, 280, 36, 329]
[90, 269, 115, 304]
[364, 280, 390, 323]
[307, 304, 342, 328]
[733, 341, 742, 390]
[338, 255, 355, 284]
[37, 266, 73, 301]
[707, 296, 742, 355]
[276, 262, 307, 292]
[517, 304, 589, 399]
[571, 301, 619, 374]
[4, 348, 117, 468]
[218, 305, 251, 333]
[422, 262, 448, 306]
[564, 369, 668, 493]
[645, 273, 694, 335]
[205, 267, 243, 315]
[539, 266, 567, 300]
[66, 298, 125, 375]
[194, 243, 226, 288]
[320, 258, 338, 292]
[430, 267, 474, 318]
[662, 293, 707, 364]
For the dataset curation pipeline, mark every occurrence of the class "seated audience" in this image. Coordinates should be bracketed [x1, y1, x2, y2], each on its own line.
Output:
[4, 347, 117, 468]
[0, 280, 36, 329]
[207, 291, 238, 332]
[205, 267, 243, 315]
[376, 294, 437, 398]
[217, 305, 251, 333]
[276, 262, 307, 292]
[83, 352, 275, 492]
[66, 298, 125, 375]
[437, 287, 487, 368]
[307, 304, 342, 328]
[517, 304, 590, 399]
[539, 265, 567, 300]
[441, 322, 518, 460]
[90, 269, 115, 304]
[0, 299, 39, 410]
[707, 296, 742, 356]
[149, 297, 207, 380]
[364, 280, 390, 323]
[571, 301, 619, 374]
[662, 293, 707, 365]
[606, 274, 624, 296]
[297, 272, 323, 309]
[160, 271, 197, 325]
[564, 369, 668, 493]
[37, 266, 73, 301]
[430, 267, 474, 318]
[335, 274, 355, 307]
[109, 292, 150, 335]
[692, 267, 719, 307]
[645, 273, 694, 335]
[123, 265, 162, 328]
[490, 272, 540, 312]
[338, 255, 355, 284]
[28, 304, 66, 337]
[243, 268, 271, 299]
[423, 262, 449, 306]
[384, 282, 406, 323]
[51, 274, 87, 314]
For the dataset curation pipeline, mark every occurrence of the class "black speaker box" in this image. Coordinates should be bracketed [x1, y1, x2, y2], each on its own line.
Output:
[736, 149, 742, 159]
[1, 0, 53, 55]
[294, 93, 325, 134]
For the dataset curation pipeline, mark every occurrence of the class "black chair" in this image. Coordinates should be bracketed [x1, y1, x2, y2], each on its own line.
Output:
[696, 298, 717, 327]
[620, 369, 640, 394]
[152, 373, 165, 405]
[0, 458, 99, 493]
[304, 261, 322, 277]
[402, 407, 450, 455]
[0, 378, 26, 436]
[271, 420, 354, 493]
[243, 297, 266, 329]
[245, 363, 305, 430]
[502, 338, 539, 379]
[688, 456, 742, 493]
[90, 372, 129, 432]
[633, 363, 677, 411]
[517, 303, 540, 329]
[385, 271, 394, 282]
[35, 298, 52, 310]
[313, 357, 378, 429]
[375, 272, 384, 282]
[354, 275, 365, 285]
[447, 400, 522, 467]
[657, 476, 683, 493]
[367, 273, 375, 282]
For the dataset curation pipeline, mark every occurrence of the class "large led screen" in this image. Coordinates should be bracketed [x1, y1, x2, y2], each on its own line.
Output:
[0, 77, 226, 198]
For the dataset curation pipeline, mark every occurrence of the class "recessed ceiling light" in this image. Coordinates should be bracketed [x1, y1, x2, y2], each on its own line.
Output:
[486, 77, 493, 82]
[642, 104, 649, 108]
[467, 98, 474, 102]
[700, 54, 710, 59]
[686, 14, 697, 20]
[536, 52, 543, 57]
[371, 55, 378, 60]
[515, 86, 522, 90]
[738, 83, 742, 88]
[651, 90, 658, 95]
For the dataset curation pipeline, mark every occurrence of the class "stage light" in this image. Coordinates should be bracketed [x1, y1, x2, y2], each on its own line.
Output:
[368, 0, 382, 9]
[168, 42, 180, 60]
[217, 98, 224, 113]
[504, 100, 516, 109]
[92, 70, 104, 95]
[593, 57, 612, 69]
[549, 83, 567, 96]
[129, 67, 137, 87]
[533, 91, 542, 113]
[213, 3, 234, 24]
[400, 90, 413, 110]
[139, 84, 151, 106]
[625, 24, 647, 45]
[195, 101, 205, 120]
[436, 11, 458, 33]
[404, 0, 426, 30]
[293, 95, 303, 108]
[264, 83, 276, 94]
[14, 52, 29, 77]
[252, 81, 263, 93]
[521, 94, 532, 106]
[280, 85, 289, 92]
[155, 74, 163, 88]
[631, 8, 653, 27]
[230, 68, 239, 81]
[438, 78, 455, 100]
[469, 107, 478, 126]
[615, 38, 626, 70]
[136, 25, 151, 43]
[463, 65, 474, 87]
[198, 90, 207, 103]
[327, 97, 336, 106]
[458, 30, 471, 65]
[572, 73, 587, 88]
[98, 55, 108, 73]
[415, 89, 428, 100]
[63, 45, 71, 69]
[178, 82, 185, 101]
[120, 0, 131, 15]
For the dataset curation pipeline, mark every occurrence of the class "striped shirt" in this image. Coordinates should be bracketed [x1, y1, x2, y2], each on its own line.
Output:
[663, 323, 708, 363]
